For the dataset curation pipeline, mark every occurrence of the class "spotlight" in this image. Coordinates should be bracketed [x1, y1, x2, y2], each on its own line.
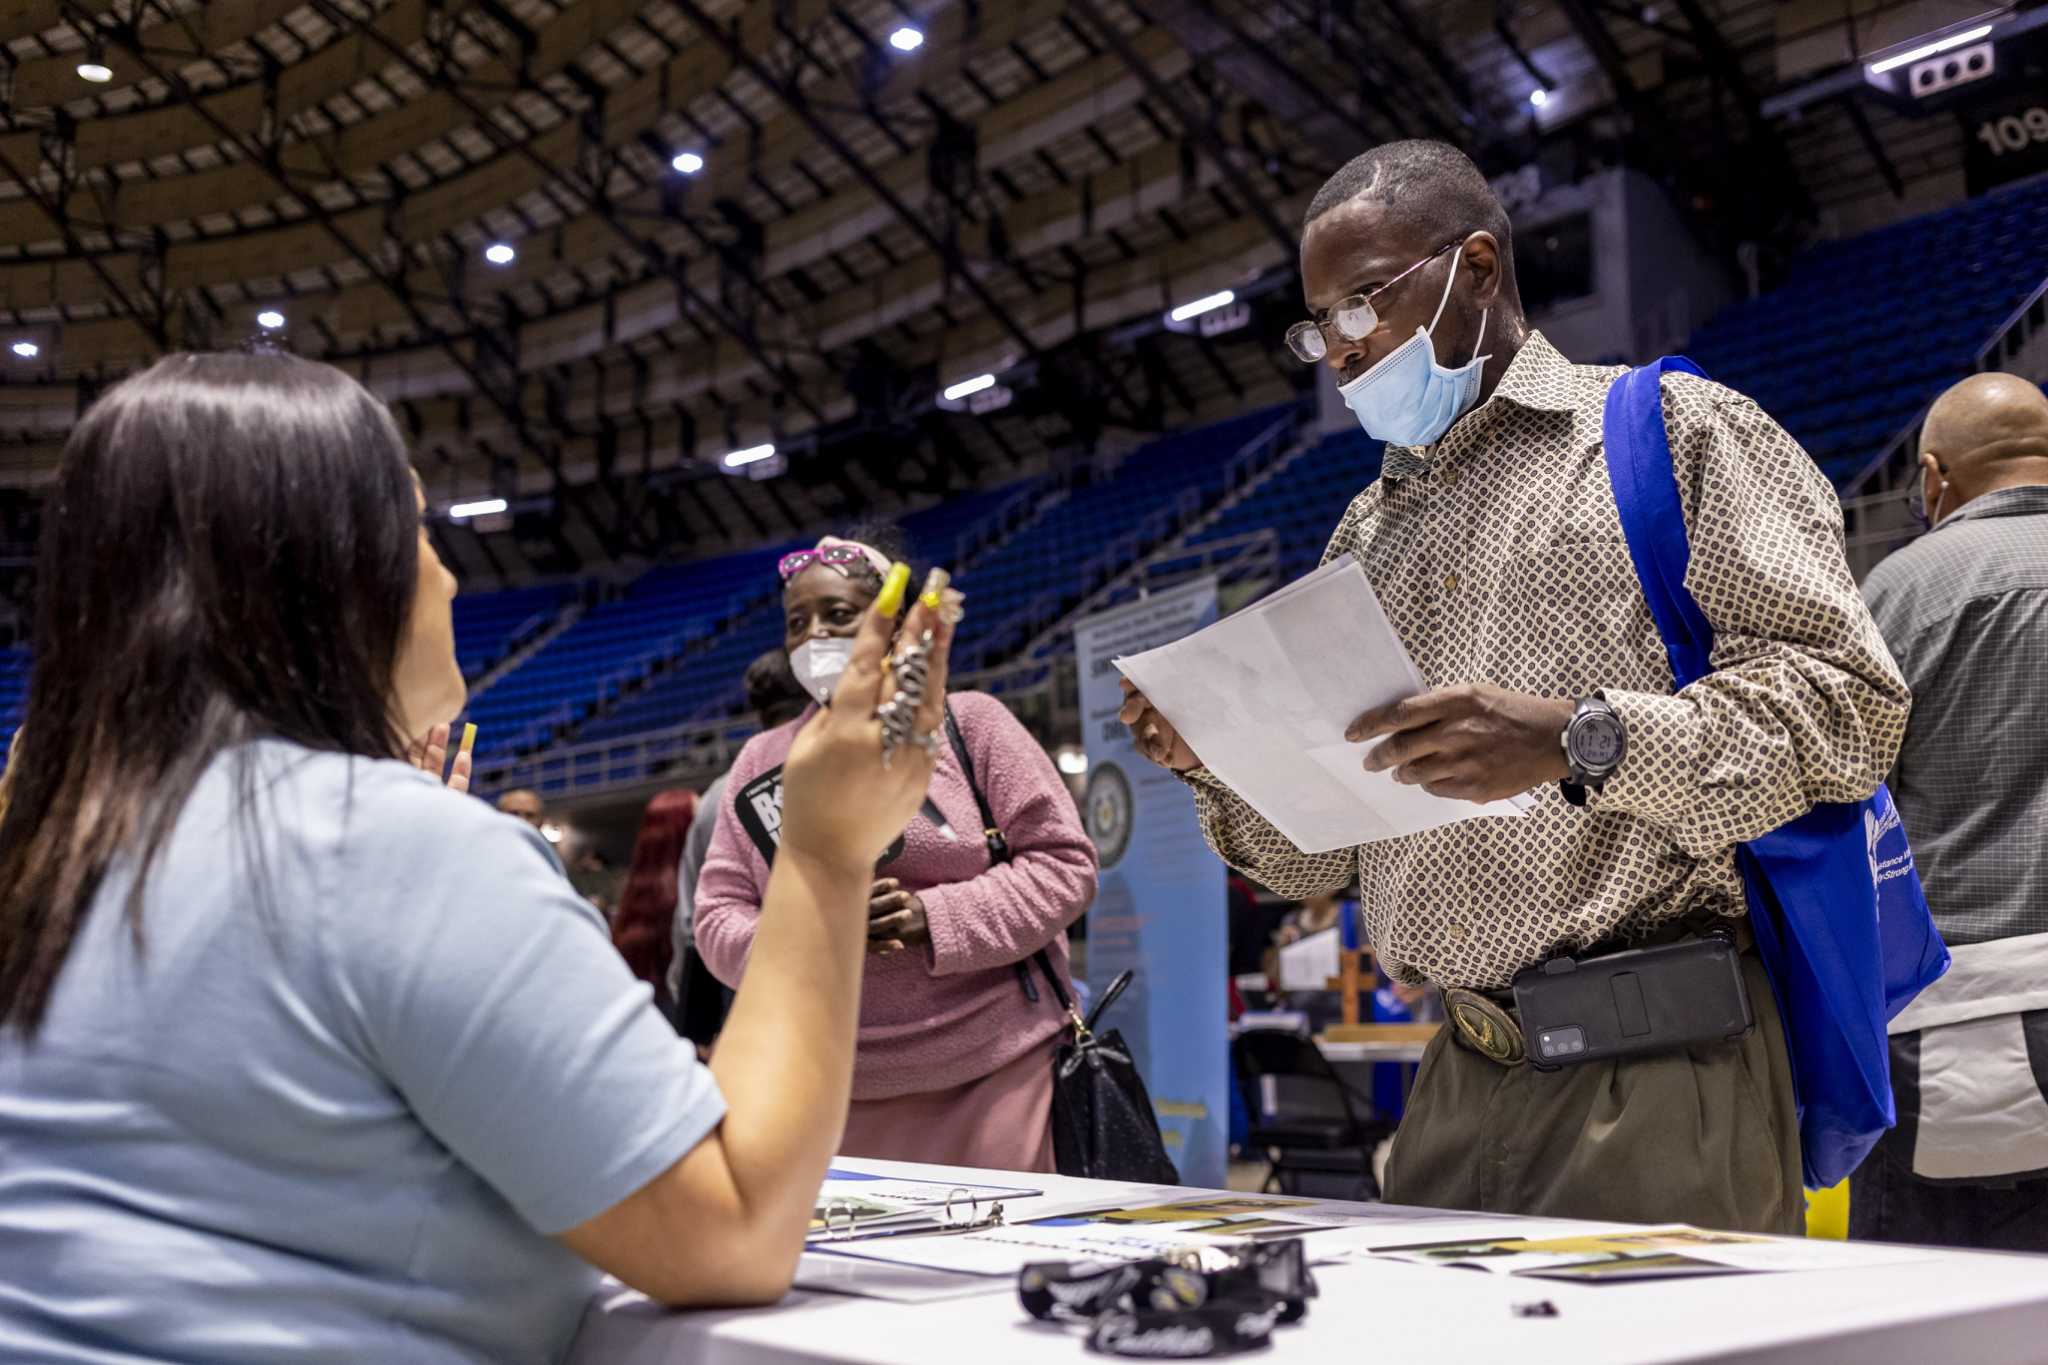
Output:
[1868, 23, 1994, 75]
[1169, 289, 1235, 323]
[1529, 87, 1550, 108]
[10, 341, 39, 359]
[942, 373, 997, 402]
[256, 310, 285, 330]
[888, 26, 924, 52]
[722, 443, 777, 468]
[484, 242, 516, 265]
[448, 497, 510, 519]
[671, 150, 704, 175]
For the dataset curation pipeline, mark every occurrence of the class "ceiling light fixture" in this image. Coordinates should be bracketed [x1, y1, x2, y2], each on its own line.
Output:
[888, 26, 925, 52]
[484, 242, 516, 265]
[723, 443, 777, 468]
[1529, 87, 1550, 108]
[942, 373, 997, 402]
[256, 310, 285, 330]
[10, 341, 39, 358]
[448, 497, 510, 519]
[672, 150, 704, 175]
[1169, 289, 1236, 323]
[1868, 23, 1995, 74]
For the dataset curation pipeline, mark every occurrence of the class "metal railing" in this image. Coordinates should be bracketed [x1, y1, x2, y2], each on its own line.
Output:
[476, 711, 760, 799]
[1839, 272, 2048, 579]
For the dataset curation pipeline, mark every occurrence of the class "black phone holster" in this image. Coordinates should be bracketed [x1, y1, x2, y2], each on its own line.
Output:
[1509, 930, 1755, 1071]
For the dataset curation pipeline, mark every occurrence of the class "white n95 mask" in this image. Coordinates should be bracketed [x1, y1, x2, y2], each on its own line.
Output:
[788, 637, 851, 706]
[1337, 246, 1490, 449]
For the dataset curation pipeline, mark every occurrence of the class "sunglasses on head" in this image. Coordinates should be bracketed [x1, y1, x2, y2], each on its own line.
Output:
[778, 544, 881, 583]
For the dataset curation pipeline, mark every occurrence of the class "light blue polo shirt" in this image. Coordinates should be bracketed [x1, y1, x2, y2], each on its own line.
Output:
[0, 741, 725, 1363]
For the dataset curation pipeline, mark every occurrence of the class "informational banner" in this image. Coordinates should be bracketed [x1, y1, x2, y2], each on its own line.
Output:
[1072, 577, 1226, 1188]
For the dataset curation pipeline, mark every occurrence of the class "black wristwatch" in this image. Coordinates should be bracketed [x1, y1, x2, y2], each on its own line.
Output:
[1560, 695, 1627, 806]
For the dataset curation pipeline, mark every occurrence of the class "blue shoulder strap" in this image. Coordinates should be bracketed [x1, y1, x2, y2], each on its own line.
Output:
[1600, 357, 1713, 688]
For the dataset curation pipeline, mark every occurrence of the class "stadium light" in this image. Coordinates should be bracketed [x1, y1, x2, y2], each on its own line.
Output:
[1529, 87, 1550, 108]
[889, 26, 924, 52]
[1868, 23, 1994, 74]
[484, 242, 516, 265]
[942, 373, 997, 402]
[723, 443, 777, 468]
[1169, 289, 1235, 323]
[448, 497, 509, 519]
[10, 341, 38, 359]
[256, 310, 285, 330]
[672, 150, 704, 175]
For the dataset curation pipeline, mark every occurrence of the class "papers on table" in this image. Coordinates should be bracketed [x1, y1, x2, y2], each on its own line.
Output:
[1367, 1225, 1942, 1282]
[1115, 554, 1532, 853]
[808, 1194, 1465, 1279]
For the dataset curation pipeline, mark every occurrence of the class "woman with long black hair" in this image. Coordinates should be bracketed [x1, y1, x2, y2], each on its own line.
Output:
[0, 352, 961, 1363]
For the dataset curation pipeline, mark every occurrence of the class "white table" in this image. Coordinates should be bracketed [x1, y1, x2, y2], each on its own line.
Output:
[566, 1158, 2048, 1364]
[1314, 1038, 1427, 1064]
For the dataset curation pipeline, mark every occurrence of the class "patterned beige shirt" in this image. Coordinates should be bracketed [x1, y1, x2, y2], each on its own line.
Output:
[1187, 332, 1909, 991]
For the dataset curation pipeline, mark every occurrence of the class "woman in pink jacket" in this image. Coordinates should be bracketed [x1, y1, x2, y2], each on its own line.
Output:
[695, 529, 1098, 1173]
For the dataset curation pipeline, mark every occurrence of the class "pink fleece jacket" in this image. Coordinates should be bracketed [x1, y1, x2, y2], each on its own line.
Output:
[694, 690, 1099, 1102]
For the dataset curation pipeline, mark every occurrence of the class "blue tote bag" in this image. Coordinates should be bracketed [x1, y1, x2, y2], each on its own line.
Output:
[1601, 358, 1950, 1189]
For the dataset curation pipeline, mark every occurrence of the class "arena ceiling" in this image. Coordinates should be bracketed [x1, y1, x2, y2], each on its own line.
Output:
[0, 0, 2014, 579]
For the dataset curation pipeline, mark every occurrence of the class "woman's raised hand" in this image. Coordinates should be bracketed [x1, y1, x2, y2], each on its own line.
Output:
[778, 566, 961, 875]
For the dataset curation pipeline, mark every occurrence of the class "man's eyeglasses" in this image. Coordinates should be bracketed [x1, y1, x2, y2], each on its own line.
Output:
[1284, 239, 1463, 365]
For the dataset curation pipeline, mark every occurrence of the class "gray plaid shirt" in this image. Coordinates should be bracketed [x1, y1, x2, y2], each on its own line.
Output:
[1862, 485, 2048, 946]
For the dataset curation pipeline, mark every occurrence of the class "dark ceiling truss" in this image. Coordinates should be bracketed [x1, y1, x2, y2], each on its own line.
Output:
[306, 0, 832, 423]
[0, 135, 171, 350]
[1553, 0, 1813, 241]
[0, 5, 572, 317]
[669, 0, 1045, 362]
[54, 0, 635, 561]
[1067, 0, 1295, 262]
[0, 0, 1317, 559]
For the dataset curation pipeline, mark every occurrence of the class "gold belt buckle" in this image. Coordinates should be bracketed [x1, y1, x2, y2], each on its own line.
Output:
[1444, 988, 1526, 1066]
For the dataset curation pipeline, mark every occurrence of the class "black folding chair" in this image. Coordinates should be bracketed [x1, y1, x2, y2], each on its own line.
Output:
[1232, 1027, 1395, 1202]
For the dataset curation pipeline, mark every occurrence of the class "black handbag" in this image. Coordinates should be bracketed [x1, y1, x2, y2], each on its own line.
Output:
[942, 707, 1181, 1186]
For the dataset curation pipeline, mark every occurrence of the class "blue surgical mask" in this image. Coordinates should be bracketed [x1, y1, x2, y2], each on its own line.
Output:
[1336, 248, 1490, 449]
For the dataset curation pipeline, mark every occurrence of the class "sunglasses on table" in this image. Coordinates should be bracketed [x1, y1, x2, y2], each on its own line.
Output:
[778, 545, 881, 582]
[1283, 238, 1464, 364]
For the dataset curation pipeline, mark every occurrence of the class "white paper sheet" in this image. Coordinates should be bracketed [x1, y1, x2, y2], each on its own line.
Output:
[1116, 555, 1531, 853]
[1276, 927, 1341, 991]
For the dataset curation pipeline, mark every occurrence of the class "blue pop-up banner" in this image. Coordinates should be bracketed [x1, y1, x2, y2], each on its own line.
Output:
[1071, 578, 1226, 1188]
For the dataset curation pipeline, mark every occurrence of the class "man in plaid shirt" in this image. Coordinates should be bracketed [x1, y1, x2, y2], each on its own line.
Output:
[1855, 372, 2048, 1251]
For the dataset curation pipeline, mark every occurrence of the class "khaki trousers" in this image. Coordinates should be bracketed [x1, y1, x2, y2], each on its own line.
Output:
[1385, 949, 1804, 1235]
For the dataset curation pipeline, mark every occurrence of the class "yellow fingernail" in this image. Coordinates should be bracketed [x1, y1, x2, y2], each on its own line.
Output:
[458, 722, 477, 759]
[874, 562, 912, 618]
[919, 566, 951, 610]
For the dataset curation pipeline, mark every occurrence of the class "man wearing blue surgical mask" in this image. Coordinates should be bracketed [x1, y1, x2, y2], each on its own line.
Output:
[1122, 140, 1909, 1232]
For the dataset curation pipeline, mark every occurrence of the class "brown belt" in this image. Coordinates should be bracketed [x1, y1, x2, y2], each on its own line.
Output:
[1442, 915, 1752, 1068]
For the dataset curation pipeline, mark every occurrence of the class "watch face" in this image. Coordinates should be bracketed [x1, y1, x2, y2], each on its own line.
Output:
[1572, 713, 1626, 770]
